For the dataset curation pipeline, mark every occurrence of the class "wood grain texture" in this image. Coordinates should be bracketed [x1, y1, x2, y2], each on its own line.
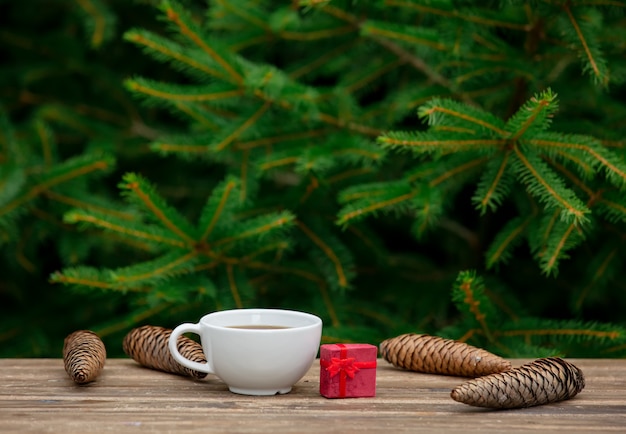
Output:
[0, 359, 625, 433]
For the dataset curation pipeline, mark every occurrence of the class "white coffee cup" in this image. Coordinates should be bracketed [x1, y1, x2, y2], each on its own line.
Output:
[168, 308, 322, 395]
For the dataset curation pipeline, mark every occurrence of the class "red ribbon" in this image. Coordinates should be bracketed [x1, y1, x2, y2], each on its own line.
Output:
[321, 344, 377, 397]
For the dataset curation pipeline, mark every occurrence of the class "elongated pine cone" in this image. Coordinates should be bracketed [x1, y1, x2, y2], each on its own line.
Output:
[123, 325, 207, 379]
[380, 333, 511, 377]
[451, 357, 585, 409]
[63, 330, 106, 384]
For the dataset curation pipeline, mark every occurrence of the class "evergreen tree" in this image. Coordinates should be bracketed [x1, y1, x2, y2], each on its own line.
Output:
[2, 0, 626, 357]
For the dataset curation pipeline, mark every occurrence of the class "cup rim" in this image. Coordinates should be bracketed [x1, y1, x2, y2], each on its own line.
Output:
[199, 308, 322, 331]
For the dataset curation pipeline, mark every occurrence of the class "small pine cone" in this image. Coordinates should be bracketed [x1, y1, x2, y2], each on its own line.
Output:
[380, 333, 511, 377]
[63, 330, 106, 384]
[450, 357, 585, 409]
[122, 325, 207, 379]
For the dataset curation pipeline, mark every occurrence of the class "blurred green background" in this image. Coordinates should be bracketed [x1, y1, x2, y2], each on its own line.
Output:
[2, 0, 626, 358]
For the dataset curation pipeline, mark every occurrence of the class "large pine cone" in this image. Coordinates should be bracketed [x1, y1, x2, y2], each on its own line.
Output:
[123, 325, 207, 379]
[451, 357, 585, 409]
[63, 330, 106, 384]
[380, 333, 511, 377]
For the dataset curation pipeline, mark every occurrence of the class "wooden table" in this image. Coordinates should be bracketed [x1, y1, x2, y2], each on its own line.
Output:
[1, 359, 624, 433]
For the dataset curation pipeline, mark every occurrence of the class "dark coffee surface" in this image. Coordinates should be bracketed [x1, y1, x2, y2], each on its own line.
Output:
[227, 325, 291, 330]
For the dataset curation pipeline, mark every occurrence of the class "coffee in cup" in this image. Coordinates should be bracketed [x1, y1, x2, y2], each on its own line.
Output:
[168, 308, 322, 395]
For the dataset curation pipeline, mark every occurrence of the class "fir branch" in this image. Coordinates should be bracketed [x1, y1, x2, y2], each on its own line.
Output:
[319, 3, 470, 102]
[300, 175, 320, 203]
[485, 215, 533, 269]
[529, 210, 561, 253]
[111, 251, 199, 286]
[418, 98, 507, 135]
[498, 319, 623, 342]
[597, 191, 626, 223]
[0, 109, 20, 164]
[331, 145, 386, 166]
[295, 151, 334, 176]
[574, 245, 619, 310]
[30, 154, 113, 193]
[258, 155, 299, 171]
[125, 78, 244, 103]
[379, 132, 507, 153]
[35, 120, 55, 167]
[337, 181, 415, 226]
[124, 30, 229, 81]
[327, 167, 373, 185]
[288, 39, 358, 79]
[561, 5, 609, 85]
[512, 146, 590, 223]
[211, 211, 295, 249]
[245, 259, 341, 326]
[505, 89, 558, 140]
[241, 240, 291, 262]
[167, 102, 221, 130]
[538, 218, 585, 275]
[226, 264, 243, 308]
[570, 0, 626, 7]
[214, 101, 271, 151]
[44, 190, 134, 221]
[235, 129, 331, 150]
[361, 21, 446, 51]
[343, 58, 404, 95]
[239, 149, 251, 202]
[339, 181, 405, 203]
[161, 1, 244, 84]
[0, 154, 114, 218]
[214, 0, 271, 32]
[92, 303, 172, 338]
[229, 34, 274, 52]
[198, 176, 242, 243]
[0, 167, 26, 211]
[151, 143, 209, 155]
[279, 25, 356, 41]
[365, 34, 465, 101]
[530, 133, 626, 188]
[50, 266, 122, 291]
[411, 187, 444, 237]
[472, 150, 514, 214]
[119, 173, 196, 244]
[244, 260, 325, 286]
[296, 220, 350, 288]
[384, 0, 531, 31]
[429, 155, 488, 187]
[63, 210, 185, 249]
[315, 113, 382, 136]
[74, 0, 114, 48]
[337, 191, 417, 226]
[452, 271, 496, 341]
[550, 150, 595, 182]
[454, 65, 535, 85]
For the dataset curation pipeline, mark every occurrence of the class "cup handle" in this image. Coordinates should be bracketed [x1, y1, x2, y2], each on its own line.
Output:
[168, 323, 214, 374]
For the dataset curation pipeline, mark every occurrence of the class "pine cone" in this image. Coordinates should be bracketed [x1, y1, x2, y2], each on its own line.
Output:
[380, 333, 511, 377]
[122, 325, 207, 379]
[450, 357, 585, 409]
[63, 330, 106, 384]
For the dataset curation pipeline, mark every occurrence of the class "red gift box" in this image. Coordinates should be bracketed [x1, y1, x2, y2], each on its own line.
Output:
[319, 343, 377, 398]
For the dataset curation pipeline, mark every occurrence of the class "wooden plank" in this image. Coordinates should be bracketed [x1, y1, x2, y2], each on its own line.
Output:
[0, 359, 625, 433]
